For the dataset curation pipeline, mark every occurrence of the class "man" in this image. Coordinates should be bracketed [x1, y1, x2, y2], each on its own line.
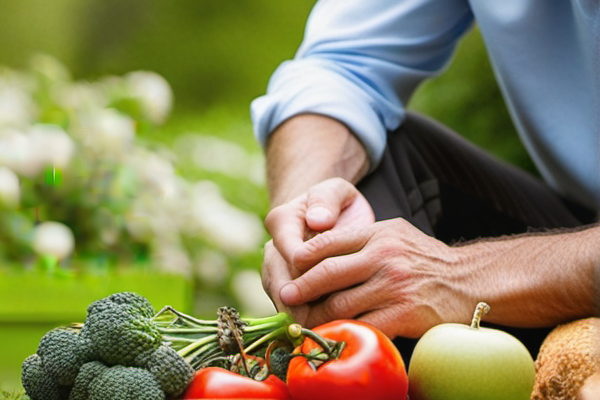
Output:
[251, 0, 599, 361]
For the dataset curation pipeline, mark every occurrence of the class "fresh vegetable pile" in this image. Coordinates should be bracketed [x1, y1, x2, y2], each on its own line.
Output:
[21, 292, 409, 400]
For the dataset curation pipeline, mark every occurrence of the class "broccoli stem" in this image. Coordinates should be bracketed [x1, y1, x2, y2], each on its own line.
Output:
[157, 308, 296, 368]
[153, 306, 219, 327]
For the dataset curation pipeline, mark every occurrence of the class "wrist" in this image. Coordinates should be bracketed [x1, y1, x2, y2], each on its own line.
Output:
[265, 114, 369, 207]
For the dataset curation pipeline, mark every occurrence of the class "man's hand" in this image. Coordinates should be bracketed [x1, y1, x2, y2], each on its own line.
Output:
[265, 178, 375, 276]
[260, 114, 370, 319]
[276, 218, 471, 338]
[276, 218, 599, 338]
[261, 240, 310, 325]
[262, 178, 375, 325]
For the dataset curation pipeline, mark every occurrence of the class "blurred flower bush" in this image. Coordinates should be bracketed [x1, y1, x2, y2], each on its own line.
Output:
[0, 55, 273, 316]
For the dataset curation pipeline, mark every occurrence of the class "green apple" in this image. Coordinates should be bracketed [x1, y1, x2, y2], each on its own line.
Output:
[408, 302, 535, 400]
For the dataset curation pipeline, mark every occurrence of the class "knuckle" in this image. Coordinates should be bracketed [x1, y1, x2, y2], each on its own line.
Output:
[375, 237, 402, 259]
[325, 293, 352, 319]
[383, 264, 407, 284]
[264, 207, 284, 232]
[306, 232, 334, 253]
[316, 258, 339, 283]
[327, 177, 349, 188]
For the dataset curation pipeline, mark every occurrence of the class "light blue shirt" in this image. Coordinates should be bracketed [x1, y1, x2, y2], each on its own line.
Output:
[252, 0, 600, 211]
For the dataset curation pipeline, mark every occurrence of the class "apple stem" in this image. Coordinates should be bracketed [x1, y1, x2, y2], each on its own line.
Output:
[470, 302, 491, 329]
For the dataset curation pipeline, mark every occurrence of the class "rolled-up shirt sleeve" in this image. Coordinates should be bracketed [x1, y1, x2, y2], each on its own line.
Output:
[251, 0, 474, 170]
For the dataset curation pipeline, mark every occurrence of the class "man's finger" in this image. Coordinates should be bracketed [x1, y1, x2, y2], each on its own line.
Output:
[265, 201, 308, 269]
[305, 178, 359, 232]
[262, 240, 311, 325]
[301, 279, 382, 328]
[292, 225, 371, 271]
[280, 252, 374, 306]
[262, 241, 294, 311]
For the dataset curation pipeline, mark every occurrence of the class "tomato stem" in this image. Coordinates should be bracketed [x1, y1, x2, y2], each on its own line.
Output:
[470, 302, 491, 329]
[288, 324, 336, 357]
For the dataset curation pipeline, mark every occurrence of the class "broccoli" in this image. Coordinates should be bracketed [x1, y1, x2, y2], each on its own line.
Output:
[68, 361, 109, 400]
[86, 291, 155, 319]
[21, 354, 68, 400]
[137, 344, 194, 398]
[37, 328, 92, 386]
[88, 365, 165, 400]
[81, 300, 162, 366]
[22, 291, 296, 400]
[268, 346, 292, 382]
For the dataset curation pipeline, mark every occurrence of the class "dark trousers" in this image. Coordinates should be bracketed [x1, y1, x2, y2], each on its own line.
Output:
[356, 112, 595, 365]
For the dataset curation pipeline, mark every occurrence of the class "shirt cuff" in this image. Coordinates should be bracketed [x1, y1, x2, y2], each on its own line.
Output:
[251, 59, 404, 171]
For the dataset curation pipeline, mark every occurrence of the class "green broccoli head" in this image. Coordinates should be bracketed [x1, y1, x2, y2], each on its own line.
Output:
[37, 328, 93, 386]
[136, 344, 194, 398]
[86, 292, 156, 319]
[81, 302, 162, 366]
[21, 354, 65, 400]
[269, 346, 292, 382]
[68, 361, 109, 400]
[88, 365, 165, 400]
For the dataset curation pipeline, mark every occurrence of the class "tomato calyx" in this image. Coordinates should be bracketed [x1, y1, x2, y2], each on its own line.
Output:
[284, 323, 346, 371]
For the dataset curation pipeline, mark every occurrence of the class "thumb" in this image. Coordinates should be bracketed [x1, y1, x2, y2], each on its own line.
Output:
[305, 178, 358, 231]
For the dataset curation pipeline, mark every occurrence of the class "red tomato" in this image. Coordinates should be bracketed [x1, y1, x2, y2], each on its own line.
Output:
[182, 367, 292, 400]
[287, 320, 408, 400]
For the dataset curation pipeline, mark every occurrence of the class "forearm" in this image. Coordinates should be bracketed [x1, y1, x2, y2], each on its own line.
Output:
[265, 114, 369, 207]
[456, 224, 600, 327]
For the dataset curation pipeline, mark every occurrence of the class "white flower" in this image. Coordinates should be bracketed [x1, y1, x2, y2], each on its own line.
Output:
[0, 166, 20, 209]
[231, 269, 277, 317]
[32, 221, 75, 260]
[29, 124, 75, 168]
[0, 129, 46, 177]
[79, 109, 135, 158]
[175, 134, 266, 186]
[0, 80, 36, 128]
[151, 239, 192, 277]
[190, 181, 265, 254]
[52, 82, 108, 111]
[125, 71, 173, 125]
[128, 147, 179, 196]
[195, 249, 230, 286]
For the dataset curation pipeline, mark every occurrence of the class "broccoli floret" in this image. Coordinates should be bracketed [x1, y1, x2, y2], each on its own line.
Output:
[81, 302, 162, 366]
[269, 347, 292, 382]
[88, 365, 165, 400]
[21, 354, 64, 400]
[86, 292, 155, 319]
[136, 344, 194, 398]
[68, 361, 109, 400]
[37, 328, 92, 386]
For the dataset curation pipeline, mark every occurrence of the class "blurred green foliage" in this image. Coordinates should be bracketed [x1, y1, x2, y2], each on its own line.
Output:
[0, 0, 316, 113]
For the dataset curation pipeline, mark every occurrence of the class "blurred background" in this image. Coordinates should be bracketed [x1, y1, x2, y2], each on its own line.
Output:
[0, 0, 535, 393]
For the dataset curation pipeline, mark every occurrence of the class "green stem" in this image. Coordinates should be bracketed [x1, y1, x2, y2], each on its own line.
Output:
[153, 306, 219, 327]
[163, 308, 295, 370]
[470, 302, 490, 329]
[288, 324, 334, 357]
[157, 327, 219, 334]
[244, 327, 286, 354]
[244, 321, 282, 333]
[177, 334, 219, 356]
